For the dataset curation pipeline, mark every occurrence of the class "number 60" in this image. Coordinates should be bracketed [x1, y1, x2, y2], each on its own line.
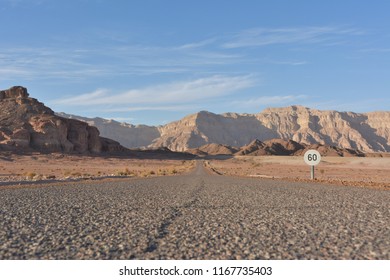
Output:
[308, 154, 317, 161]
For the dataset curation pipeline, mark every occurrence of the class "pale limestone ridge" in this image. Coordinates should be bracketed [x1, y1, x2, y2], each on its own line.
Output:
[152, 106, 390, 152]
[255, 105, 390, 152]
[56, 113, 160, 149]
[151, 110, 278, 151]
[57, 105, 390, 153]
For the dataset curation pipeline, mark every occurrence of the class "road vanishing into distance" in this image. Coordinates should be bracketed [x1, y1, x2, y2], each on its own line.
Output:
[0, 161, 389, 259]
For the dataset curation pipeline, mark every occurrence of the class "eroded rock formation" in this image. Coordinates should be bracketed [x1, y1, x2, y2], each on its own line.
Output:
[0, 86, 124, 153]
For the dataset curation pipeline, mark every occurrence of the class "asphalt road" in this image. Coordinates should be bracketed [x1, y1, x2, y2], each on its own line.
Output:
[0, 161, 389, 259]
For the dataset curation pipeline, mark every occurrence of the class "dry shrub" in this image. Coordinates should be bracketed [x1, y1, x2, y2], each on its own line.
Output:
[25, 171, 37, 180]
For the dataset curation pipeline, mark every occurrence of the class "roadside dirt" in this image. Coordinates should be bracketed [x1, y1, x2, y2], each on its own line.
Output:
[1, 152, 389, 190]
[0, 152, 195, 185]
[207, 156, 390, 190]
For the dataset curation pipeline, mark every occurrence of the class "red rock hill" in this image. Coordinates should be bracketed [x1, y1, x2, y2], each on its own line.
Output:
[0, 86, 124, 153]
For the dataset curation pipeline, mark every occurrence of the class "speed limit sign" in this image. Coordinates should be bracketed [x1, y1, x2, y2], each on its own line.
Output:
[304, 149, 321, 166]
[304, 149, 321, 180]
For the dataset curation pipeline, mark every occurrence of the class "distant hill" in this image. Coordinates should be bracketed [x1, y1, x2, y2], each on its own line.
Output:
[58, 106, 390, 153]
[186, 143, 240, 156]
[186, 139, 367, 157]
[56, 113, 160, 149]
[236, 139, 305, 156]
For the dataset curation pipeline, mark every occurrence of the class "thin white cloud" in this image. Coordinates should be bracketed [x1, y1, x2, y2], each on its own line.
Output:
[0, 42, 243, 81]
[222, 26, 363, 48]
[56, 89, 109, 104]
[0, 25, 364, 83]
[304, 98, 390, 113]
[102, 105, 196, 113]
[51, 75, 257, 107]
[0, 67, 31, 77]
[266, 59, 308, 66]
[358, 48, 390, 53]
[232, 94, 308, 108]
[0, 47, 106, 80]
[176, 38, 217, 50]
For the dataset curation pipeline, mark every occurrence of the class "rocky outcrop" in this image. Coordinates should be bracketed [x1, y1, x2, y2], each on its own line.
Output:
[254, 106, 390, 153]
[187, 143, 239, 156]
[55, 103, 390, 153]
[150, 111, 278, 151]
[56, 113, 160, 149]
[0, 86, 125, 153]
[237, 139, 306, 156]
[151, 107, 390, 153]
[237, 139, 268, 156]
[188, 139, 367, 157]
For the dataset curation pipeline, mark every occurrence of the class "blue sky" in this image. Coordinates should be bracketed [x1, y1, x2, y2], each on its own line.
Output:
[1, 0, 390, 125]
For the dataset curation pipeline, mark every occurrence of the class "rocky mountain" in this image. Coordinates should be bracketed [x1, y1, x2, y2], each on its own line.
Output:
[56, 113, 160, 149]
[186, 143, 240, 156]
[156, 108, 390, 152]
[188, 139, 366, 157]
[10, 85, 367, 158]
[0, 86, 125, 153]
[63, 107, 390, 153]
[237, 139, 305, 156]
[255, 106, 390, 153]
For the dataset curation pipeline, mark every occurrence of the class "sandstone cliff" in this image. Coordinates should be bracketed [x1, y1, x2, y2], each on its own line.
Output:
[151, 111, 279, 151]
[151, 107, 390, 152]
[54, 103, 390, 153]
[0, 86, 124, 153]
[255, 106, 390, 153]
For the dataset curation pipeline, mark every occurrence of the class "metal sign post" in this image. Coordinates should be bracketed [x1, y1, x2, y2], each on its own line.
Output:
[311, 165, 315, 180]
[304, 150, 321, 180]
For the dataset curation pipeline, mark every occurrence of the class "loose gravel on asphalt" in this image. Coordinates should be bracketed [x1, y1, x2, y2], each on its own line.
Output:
[0, 162, 389, 259]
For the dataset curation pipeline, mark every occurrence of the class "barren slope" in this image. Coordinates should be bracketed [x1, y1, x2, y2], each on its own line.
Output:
[154, 107, 390, 152]
[56, 104, 390, 153]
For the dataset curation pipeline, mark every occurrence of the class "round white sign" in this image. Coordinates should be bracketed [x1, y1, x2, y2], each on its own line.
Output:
[304, 149, 321, 166]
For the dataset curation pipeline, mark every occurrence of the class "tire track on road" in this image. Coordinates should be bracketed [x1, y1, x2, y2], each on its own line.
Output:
[143, 179, 206, 255]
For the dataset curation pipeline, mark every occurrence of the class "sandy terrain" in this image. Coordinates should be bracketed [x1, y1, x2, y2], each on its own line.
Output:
[0, 152, 195, 184]
[207, 156, 390, 190]
[1, 152, 389, 190]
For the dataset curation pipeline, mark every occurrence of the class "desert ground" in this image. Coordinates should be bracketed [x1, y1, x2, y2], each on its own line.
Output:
[0, 153, 389, 190]
[206, 156, 390, 190]
[0, 152, 195, 185]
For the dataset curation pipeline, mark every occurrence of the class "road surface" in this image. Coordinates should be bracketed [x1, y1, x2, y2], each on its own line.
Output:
[0, 161, 389, 259]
